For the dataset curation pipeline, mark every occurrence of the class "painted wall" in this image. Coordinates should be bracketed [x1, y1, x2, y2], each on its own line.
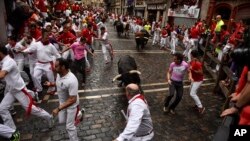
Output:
[200, 0, 210, 20]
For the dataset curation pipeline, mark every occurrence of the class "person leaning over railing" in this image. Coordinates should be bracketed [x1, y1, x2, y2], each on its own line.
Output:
[221, 48, 250, 125]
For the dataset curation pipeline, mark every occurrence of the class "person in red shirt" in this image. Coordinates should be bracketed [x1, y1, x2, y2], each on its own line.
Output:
[221, 65, 250, 125]
[220, 25, 230, 44]
[82, 24, 97, 53]
[71, 3, 76, 12]
[57, 24, 76, 46]
[189, 50, 205, 114]
[29, 23, 42, 40]
[160, 27, 168, 49]
[57, 24, 76, 60]
[54, 0, 67, 15]
[190, 26, 200, 49]
[36, 0, 48, 18]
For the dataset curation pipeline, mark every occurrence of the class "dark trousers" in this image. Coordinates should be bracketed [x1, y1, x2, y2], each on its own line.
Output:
[72, 58, 86, 83]
[164, 80, 184, 110]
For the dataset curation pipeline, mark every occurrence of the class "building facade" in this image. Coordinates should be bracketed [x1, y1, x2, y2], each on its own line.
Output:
[206, 0, 250, 26]
[145, 0, 167, 24]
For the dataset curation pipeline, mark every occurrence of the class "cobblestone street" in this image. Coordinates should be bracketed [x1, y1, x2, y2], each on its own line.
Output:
[1, 23, 225, 141]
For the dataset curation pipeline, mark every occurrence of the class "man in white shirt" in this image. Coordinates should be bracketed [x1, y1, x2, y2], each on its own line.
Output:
[45, 58, 80, 141]
[114, 83, 154, 141]
[23, 35, 37, 84]
[0, 46, 54, 130]
[23, 29, 61, 95]
[5, 36, 26, 71]
[97, 27, 113, 64]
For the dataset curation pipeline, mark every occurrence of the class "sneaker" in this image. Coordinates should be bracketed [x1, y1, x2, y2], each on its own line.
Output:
[170, 109, 176, 115]
[10, 130, 20, 141]
[48, 115, 55, 129]
[198, 107, 205, 114]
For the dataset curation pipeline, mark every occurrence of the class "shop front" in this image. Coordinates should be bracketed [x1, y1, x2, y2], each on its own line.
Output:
[147, 4, 165, 23]
[134, 0, 146, 18]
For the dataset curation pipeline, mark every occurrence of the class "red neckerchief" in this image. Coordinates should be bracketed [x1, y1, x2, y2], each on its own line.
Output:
[128, 94, 147, 117]
[130, 94, 147, 104]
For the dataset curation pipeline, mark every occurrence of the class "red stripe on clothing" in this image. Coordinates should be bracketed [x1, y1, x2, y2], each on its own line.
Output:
[74, 105, 80, 126]
[38, 61, 55, 71]
[21, 88, 35, 117]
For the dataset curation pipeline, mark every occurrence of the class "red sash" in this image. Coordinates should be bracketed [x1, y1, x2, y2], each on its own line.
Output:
[38, 61, 55, 71]
[21, 88, 36, 117]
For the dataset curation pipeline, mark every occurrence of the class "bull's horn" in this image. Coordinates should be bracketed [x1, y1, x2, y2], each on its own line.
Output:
[129, 70, 141, 75]
[112, 74, 122, 82]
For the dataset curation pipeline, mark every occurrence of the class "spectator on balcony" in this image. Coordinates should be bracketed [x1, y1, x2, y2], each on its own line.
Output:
[221, 64, 250, 125]
[221, 47, 250, 125]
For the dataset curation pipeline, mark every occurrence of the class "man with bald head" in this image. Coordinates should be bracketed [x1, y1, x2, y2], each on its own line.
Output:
[214, 15, 224, 42]
[114, 83, 154, 141]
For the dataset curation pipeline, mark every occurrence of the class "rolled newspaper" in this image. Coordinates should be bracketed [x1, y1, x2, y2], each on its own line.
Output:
[121, 110, 128, 121]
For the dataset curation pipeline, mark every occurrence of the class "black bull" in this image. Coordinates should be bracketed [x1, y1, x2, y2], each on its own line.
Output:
[112, 55, 141, 86]
[135, 29, 150, 50]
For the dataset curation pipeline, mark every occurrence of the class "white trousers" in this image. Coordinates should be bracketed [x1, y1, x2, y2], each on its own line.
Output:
[58, 107, 79, 141]
[16, 60, 24, 71]
[223, 43, 234, 54]
[102, 44, 112, 62]
[183, 46, 190, 58]
[187, 48, 193, 63]
[191, 38, 198, 49]
[0, 124, 15, 139]
[130, 132, 154, 141]
[152, 34, 160, 45]
[160, 37, 166, 48]
[0, 87, 51, 129]
[216, 51, 223, 71]
[84, 50, 90, 68]
[190, 81, 203, 108]
[33, 62, 55, 92]
[171, 38, 177, 53]
[29, 62, 36, 84]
